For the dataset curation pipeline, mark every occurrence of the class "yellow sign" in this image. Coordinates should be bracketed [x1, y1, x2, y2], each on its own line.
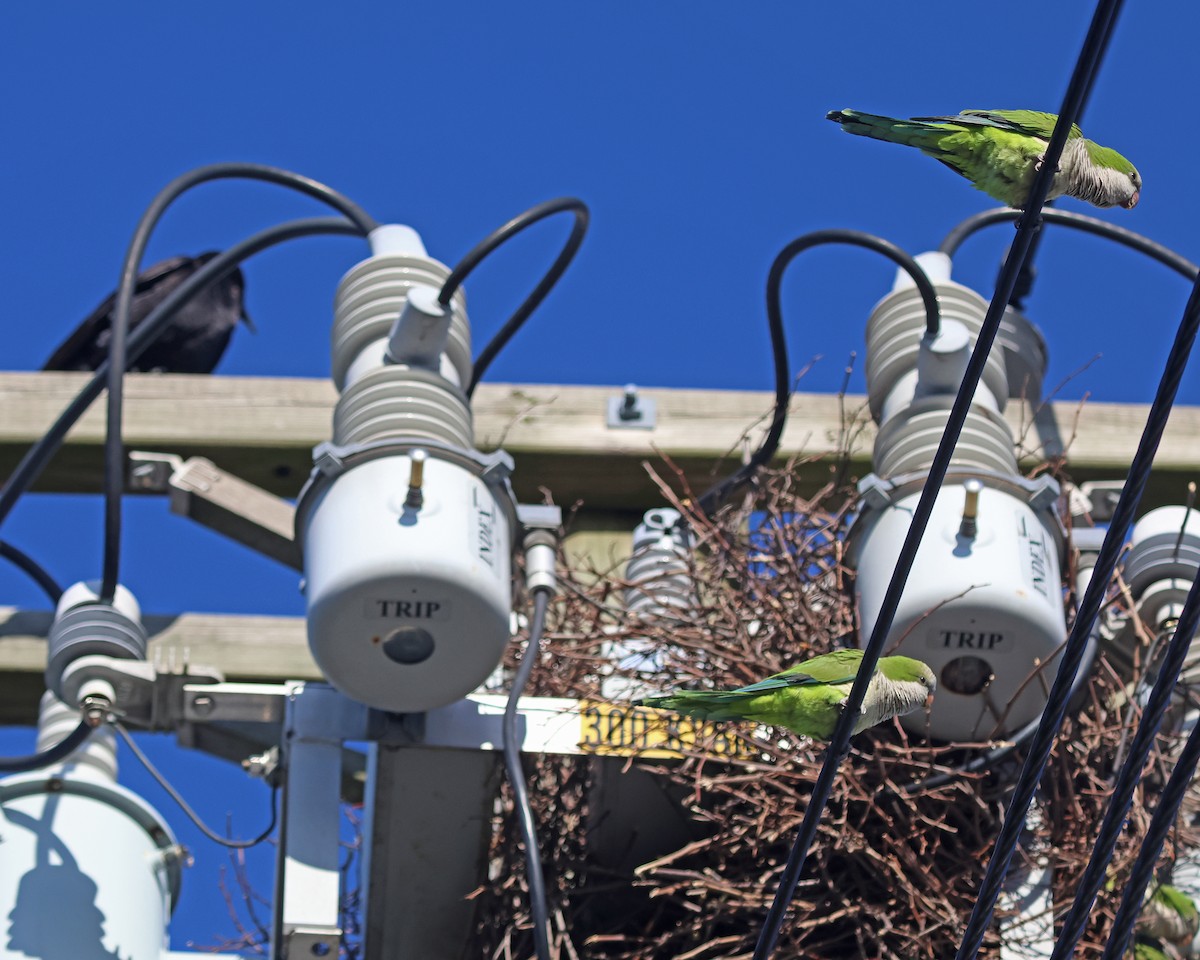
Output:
[578, 700, 755, 759]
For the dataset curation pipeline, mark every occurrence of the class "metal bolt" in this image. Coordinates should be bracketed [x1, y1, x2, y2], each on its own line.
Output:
[619, 384, 641, 421]
[81, 695, 111, 727]
[191, 694, 216, 716]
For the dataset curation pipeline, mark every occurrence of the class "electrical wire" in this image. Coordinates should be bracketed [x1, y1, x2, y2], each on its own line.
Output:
[940, 207, 1199, 281]
[439, 197, 589, 398]
[695, 230, 940, 515]
[1048, 540, 1200, 959]
[0, 539, 64, 604]
[100, 163, 378, 604]
[0, 716, 93, 773]
[1006, 2, 1123, 310]
[502, 587, 555, 960]
[0, 217, 365, 537]
[112, 719, 278, 849]
[1101, 710, 1200, 959]
[755, 5, 1123, 957]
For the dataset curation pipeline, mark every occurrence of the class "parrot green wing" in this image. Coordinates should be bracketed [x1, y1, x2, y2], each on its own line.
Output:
[730, 648, 864, 694]
[916, 109, 1083, 141]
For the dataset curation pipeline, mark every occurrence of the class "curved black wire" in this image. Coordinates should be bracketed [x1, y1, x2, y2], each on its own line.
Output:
[441, 198, 589, 398]
[755, 5, 1122, 957]
[1101, 714, 1200, 959]
[696, 230, 940, 515]
[0, 539, 64, 604]
[502, 588, 555, 960]
[113, 720, 278, 849]
[100, 163, 377, 602]
[940, 207, 1198, 281]
[1049, 533, 1200, 958]
[0, 217, 365, 537]
[0, 716, 93, 773]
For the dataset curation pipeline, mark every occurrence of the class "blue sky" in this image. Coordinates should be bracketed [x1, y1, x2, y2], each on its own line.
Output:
[1, 2, 1195, 951]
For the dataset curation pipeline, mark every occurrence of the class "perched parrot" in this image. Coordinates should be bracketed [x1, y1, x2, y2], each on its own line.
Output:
[636, 648, 936, 741]
[1130, 939, 1168, 960]
[1138, 883, 1200, 949]
[826, 108, 1141, 211]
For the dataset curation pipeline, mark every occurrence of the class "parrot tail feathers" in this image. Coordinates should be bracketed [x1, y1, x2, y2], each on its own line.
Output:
[827, 108, 953, 150]
[637, 689, 756, 723]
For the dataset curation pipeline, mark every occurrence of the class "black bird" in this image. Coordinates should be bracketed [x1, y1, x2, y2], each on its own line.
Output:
[42, 252, 251, 373]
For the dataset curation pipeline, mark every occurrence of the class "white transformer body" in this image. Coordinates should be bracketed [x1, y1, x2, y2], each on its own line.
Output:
[851, 474, 1070, 741]
[0, 765, 179, 960]
[296, 442, 516, 713]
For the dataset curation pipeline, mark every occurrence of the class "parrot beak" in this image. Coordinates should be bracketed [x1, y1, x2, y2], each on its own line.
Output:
[1122, 190, 1140, 210]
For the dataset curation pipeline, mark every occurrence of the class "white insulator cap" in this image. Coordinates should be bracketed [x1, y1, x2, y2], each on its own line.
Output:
[368, 224, 428, 258]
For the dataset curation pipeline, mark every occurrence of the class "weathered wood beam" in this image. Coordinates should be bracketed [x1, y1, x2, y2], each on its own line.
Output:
[2, 372, 1198, 513]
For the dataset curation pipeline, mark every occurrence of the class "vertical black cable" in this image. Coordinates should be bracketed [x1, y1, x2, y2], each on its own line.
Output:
[99, 164, 377, 603]
[503, 588, 555, 960]
[753, 3, 1124, 957]
[1049, 497, 1200, 958]
[1006, 3, 1125, 309]
[1101, 717, 1200, 959]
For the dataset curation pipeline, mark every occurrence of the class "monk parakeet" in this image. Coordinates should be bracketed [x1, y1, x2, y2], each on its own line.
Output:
[826, 108, 1141, 211]
[636, 648, 935, 741]
[1138, 883, 1200, 948]
[1130, 939, 1169, 960]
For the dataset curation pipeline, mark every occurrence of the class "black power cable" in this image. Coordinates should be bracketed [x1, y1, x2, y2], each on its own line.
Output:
[1049, 507, 1200, 959]
[1007, 2, 1124, 310]
[0, 217, 365, 537]
[113, 720, 278, 849]
[100, 164, 378, 604]
[0, 539, 64, 605]
[0, 715, 93, 773]
[940, 207, 1198, 281]
[502, 588, 555, 960]
[695, 230, 940, 515]
[755, 3, 1123, 957]
[1102, 707, 1200, 959]
[438, 197, 589, 398]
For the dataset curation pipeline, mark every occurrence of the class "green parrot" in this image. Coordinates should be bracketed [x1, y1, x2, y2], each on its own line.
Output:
[826, 108, 1141, 211]
[636, 648, 936, 741]
[1138, 883, 1200, 949]
[1130, 939, 1168, 960]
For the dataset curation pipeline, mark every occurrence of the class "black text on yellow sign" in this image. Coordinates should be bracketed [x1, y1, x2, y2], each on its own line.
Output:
[578, 701, 756, 760]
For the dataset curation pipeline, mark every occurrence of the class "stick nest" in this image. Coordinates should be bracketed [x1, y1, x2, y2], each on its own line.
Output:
[471, 461, 1199, 960]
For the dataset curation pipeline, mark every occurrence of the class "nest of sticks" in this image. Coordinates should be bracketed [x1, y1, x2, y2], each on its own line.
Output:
[471, 458, 1200, 960]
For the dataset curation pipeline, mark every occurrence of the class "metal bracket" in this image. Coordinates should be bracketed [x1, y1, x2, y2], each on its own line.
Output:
[128, 450, 302, 569]
[606, 383, 656, 430]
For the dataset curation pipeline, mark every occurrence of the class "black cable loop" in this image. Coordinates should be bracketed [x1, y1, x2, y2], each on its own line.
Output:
[0, 717, 93, 773]
[1050, 532, 1200, 959]
[502, 588, 556, 960]
[0, 217, 364, 537]
[100, 164, 377, 603]
[756, 4, 1123, 956]
[695, 230, 940, 515]
[0, 539, 64, 604]
[438, 197, 588, 398]
[941, 207, 1198, 281]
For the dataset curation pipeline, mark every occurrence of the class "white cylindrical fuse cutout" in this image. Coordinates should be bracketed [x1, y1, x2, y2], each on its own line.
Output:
[851, 478, 1069, 741]
[297, 445, 516, 712]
